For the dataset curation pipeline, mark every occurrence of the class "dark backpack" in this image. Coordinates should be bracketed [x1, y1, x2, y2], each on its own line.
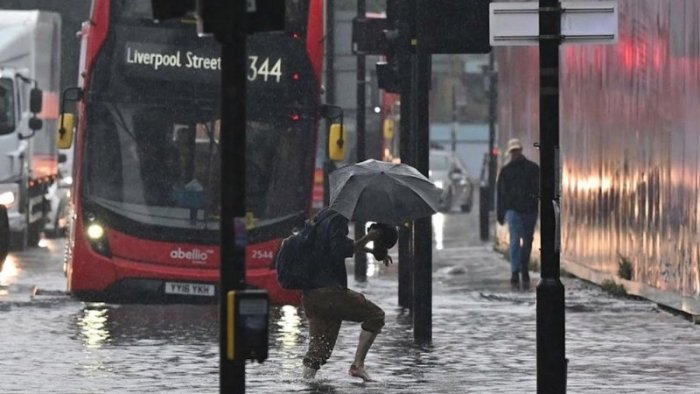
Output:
[275, 210, 334, 290]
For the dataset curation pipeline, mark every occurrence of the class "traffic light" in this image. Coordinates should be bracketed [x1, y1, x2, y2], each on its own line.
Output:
[349, 0, 409, 93]
[352, 17, 390, 55]
[351, 16, 401, 92]
[376, 0, 411, 93]
[375, 60, 400, 93]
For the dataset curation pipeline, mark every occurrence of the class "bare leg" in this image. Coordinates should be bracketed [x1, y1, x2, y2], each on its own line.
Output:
[349, 329, 378, 382]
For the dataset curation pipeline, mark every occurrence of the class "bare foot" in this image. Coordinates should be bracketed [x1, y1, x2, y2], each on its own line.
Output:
[349, 364, 374, 382]
[302, 366, 317, 380]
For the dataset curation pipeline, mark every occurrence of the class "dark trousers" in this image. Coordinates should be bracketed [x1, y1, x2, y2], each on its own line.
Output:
[302, 287, 385, 370]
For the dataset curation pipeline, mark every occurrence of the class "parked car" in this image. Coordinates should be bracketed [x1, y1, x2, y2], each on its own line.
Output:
[44, 179, 70, 237]
[429, 149, 474, 213]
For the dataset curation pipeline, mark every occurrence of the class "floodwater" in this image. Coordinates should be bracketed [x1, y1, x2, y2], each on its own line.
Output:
[2, 209, 700, 393]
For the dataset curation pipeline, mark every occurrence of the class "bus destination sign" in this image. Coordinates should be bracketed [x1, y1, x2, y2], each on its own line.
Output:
[122, 41, 221, 83]
[122, 42, 285, 85]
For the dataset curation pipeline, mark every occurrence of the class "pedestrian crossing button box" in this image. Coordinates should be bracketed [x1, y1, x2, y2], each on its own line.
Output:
[227, 289, 269, 363]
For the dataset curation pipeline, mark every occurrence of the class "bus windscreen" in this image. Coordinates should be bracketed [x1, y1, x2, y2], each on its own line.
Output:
[82, 15, 318, 243]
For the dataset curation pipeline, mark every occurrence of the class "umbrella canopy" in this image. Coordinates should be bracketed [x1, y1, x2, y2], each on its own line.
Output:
[329, 159, 441, 225]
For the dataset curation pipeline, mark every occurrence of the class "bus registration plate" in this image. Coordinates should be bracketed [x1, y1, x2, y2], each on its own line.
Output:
[165, 282, 215, 297]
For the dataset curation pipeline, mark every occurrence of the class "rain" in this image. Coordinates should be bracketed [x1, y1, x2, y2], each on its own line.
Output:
[1, 1, 700, 393]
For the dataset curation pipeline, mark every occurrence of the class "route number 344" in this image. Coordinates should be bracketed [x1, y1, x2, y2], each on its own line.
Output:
[248, 56, 282, 83]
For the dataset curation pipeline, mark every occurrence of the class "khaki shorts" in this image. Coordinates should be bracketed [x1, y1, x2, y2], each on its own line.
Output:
[302, 287, 385, 369]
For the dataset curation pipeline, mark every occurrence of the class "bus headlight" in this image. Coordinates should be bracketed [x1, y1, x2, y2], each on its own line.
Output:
[86, 223, 105, 240]
[0, 191, 15, 208]
[84, 214, 111, 257]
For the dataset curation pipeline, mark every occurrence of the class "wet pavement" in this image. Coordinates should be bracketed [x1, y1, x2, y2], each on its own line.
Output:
[2, 206, 700, 393]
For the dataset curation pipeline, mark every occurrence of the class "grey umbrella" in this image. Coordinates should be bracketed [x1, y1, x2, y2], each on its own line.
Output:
[329, 159, 441, 225]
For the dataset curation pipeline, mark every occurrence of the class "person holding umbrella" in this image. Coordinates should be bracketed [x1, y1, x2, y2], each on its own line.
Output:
[301, 208, 397, 382]
[301, 159, 438, 381]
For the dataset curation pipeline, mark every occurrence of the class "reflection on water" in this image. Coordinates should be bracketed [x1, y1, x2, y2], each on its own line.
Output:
[0, 255, 20, 285]
[37, 238, 49, 248]
[74, 303, 219, 346]
[77, 304, 111, 348]
[277, 304, 301, 348]
[367, 258, 378, 277]
[69, 303, 220, 392]
[433, 213, 445, 250]
[273, 304, 304, 375]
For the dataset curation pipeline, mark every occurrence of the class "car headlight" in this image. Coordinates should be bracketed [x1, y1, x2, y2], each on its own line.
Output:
[434, 180, 444, 189]
[0, 191, 15, 208]
[59, 176, 73, 187]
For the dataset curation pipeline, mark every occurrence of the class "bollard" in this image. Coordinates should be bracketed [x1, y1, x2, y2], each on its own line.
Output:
[479, 185, 489, 241]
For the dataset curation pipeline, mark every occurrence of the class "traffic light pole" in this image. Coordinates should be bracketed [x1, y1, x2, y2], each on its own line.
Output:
[412, 39, 432, 343]
[218, 2, 247, 393]
[354, 0, 368, 282]
[536, 0, 567, 392]
[397, 53, 414, 309]
[323, 0, 336, 208]
[396, 0, 414, 310]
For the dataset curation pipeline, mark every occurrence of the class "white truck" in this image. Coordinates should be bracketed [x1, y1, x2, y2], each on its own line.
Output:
[0, 10, 61, 249]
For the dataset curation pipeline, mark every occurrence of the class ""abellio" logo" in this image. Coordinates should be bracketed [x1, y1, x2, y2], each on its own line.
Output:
[170, 247, 209, 262]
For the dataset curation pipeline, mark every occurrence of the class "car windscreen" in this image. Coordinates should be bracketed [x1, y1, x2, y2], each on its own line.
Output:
[0, 78, 15, 135]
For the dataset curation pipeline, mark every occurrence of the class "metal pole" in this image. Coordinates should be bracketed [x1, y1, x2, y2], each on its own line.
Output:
[398, 53, 414, 310]
[537, 0, 566, 392]
[451, 85, 457, 153]
[397, 0, 415, 309]
[479, 184, 489, 241]
[487, 51, 497, 211]
[218, 2, 247, 392]
[354, 0, 367, 282]
[323, 0, 336, 207]
[412, 36, 432, 343]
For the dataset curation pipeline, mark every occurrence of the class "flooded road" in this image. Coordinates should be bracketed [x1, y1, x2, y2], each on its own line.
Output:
[2, 207, 700, 393]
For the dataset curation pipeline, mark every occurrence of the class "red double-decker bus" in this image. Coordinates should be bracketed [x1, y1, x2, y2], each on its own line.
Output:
[60, 0, 324, 304]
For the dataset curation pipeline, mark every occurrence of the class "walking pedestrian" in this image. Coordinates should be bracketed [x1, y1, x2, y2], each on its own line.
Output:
[301, 209, 396, 382]
[496, 138, 539, 288]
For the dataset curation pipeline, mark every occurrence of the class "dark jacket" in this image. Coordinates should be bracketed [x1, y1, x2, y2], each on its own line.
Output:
[496, 155, 540, 223]
[305, 210, 354, 290]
